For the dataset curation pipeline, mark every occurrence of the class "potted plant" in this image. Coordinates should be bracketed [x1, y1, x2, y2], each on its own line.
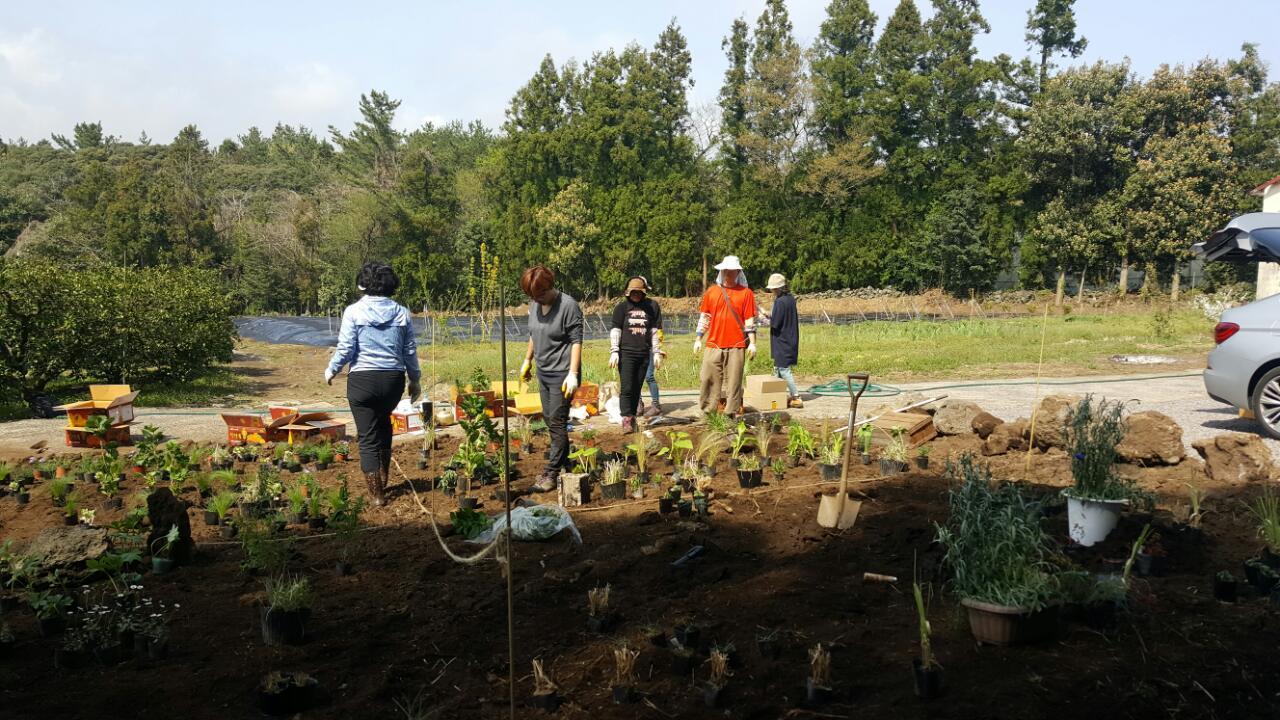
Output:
[515, 420, 534, 454]
[692, 486, 710, 518]
[581, 429, 599, 448]
[818, 436, 844, 481]
[151, 524, 180, 574]
[208, 490, 238, 529]
[627, 474, 645, 500]
[915, 445, 932, 470]
[658, 430, 693, 469]
[935, 455, 1060, 646]
[98, 470, 123, 510]
[1214, 570, 1238, 602]
[62, 490, 81, 526]
[587, 584, 617, 632]
[855, 423, 873, 464]
[695, 432, 728, 476]
[314, 445, 335, 471]
[703, 647, 732, 708]
[756, 628, 782, 660]
[9, 479, 27, 505]
[210, 445, 233, 470]
[49, 475, 71, 506]
[785, 423, 811, 468]
[284, 483, 309, 524]
[258, 671, 321, 716]
[612, 644, 639, 704]
[600, 460, 627, 501]
[769, 457, 786, 484]
[28, 589, 71, 636]
[530, 659, 560, 711]
[438, 469, 459, 497]
[879, 428, 909, 475]
[306, 478, 327, 529]
[728, 420, 751, 468]
[333, 441, 351, 463]
[806, 644, 833, 706]
[328, 479, 366, 575]
[736, 455, 763, 488]
[626, 433, 654, 484]
[912, 581, 943, 699]
[1063, 396, 1149, 547]
[659, 485, 678, 514]
[261, 574, 312, 645]
[1248, 485, 1280, 569]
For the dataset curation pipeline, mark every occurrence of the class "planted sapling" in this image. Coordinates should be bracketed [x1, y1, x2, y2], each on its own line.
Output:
[704, 647, 732, 707]
[729, 420, 751, 460]
[587, 584, 616, 631]
[531, 659, 559, 710]
[912, 581, 943, 699]
[807, 643, 833, 704]
[755, 420, 771, 459]
[612, 644, 639, 703]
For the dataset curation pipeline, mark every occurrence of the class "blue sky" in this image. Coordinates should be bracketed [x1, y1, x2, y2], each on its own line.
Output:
[1, 1, 1275, 144]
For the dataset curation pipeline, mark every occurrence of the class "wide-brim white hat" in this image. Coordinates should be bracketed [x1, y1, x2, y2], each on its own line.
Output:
[765, 273, 787, 290]
[714, 255, 744, 271]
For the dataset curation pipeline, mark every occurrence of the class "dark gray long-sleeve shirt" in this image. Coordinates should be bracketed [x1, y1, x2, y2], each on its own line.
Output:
[528, 292, 584, 379]
[769, 292, 799, 368]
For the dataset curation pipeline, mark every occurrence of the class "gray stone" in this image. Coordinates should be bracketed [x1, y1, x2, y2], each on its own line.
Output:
[23, 526, 110, 568]
[933, 400, 985, 436]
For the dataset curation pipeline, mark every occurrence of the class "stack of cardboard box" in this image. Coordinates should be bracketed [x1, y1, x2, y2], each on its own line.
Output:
[56, 385, 138, 448]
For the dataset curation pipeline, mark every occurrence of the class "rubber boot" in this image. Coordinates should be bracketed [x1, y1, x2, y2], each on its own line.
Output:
[378, 454, 392, 505]
[364, 471, 386, 507]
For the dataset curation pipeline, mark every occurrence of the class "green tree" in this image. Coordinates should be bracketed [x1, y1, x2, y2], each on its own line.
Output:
[810, 0, 878, 147]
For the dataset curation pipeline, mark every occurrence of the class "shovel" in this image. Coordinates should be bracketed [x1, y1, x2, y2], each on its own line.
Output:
[817, 373, 869, 530]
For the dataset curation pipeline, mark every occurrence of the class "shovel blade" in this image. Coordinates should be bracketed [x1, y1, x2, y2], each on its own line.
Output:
[817, 494, 862, 529]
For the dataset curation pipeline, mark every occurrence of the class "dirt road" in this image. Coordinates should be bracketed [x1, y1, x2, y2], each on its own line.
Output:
[3, 369, 1273, 458]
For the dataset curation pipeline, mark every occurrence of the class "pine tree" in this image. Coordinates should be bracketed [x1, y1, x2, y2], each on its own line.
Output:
[810, 0, 878, 146]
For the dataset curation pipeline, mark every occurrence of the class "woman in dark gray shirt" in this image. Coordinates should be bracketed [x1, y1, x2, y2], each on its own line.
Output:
[518, 265, 583, 492]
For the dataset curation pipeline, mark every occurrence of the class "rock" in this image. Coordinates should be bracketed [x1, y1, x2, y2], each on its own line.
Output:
[982, 418, 1027, 456]
[22, 526, 110, 568]
[971, 412, 1004, 439]
[933, 400, 985, 435]
[147, 488, 194, 565]
[1116, 411, 1184, 465]
[1192, 433, 1276, 484]
[1030, 395, 1080, 449]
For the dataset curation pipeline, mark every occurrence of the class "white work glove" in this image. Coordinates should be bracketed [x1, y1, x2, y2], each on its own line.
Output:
[653, 352, 664, 370]
[693, 337, 703, 354]
[561, 371, 579, 399]
[324, 369, 335, 386]
[519, 358, 533, 382]
[608, 352, 619, 370]
[407, 380, 422, 403]
[747, 341, 757, 359]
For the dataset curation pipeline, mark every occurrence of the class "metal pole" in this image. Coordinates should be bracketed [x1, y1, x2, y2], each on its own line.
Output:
[499, 274, 515, 720]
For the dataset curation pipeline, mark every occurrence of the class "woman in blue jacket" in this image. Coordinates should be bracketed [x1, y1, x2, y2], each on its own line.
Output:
[325, 262, 422, 506]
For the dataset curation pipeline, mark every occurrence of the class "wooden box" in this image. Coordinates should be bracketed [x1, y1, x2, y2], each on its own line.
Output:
[866, 412, 936, 448]
[57, 385, 139, 428]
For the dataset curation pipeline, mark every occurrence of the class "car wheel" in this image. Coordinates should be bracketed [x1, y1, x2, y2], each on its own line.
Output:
[1250, 367, 1280, 440]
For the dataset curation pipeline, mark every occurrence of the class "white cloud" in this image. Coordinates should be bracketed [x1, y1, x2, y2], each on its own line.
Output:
[271, 62, 351, 115]
[0, 28, 62, 87]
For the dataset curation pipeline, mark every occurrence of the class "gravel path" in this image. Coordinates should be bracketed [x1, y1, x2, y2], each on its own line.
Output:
[3, 370, 1275, 458]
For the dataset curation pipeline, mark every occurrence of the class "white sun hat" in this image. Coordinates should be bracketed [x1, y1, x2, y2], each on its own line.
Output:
[765, 273, 787, 290]
[714, 255, 744, 271]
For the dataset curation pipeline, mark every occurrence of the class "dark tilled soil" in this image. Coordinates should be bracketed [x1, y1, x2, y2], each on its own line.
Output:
[1, 430, 1278, 720]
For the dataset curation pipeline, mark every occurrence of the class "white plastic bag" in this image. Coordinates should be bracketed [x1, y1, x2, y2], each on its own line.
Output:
[468, 504, 582, 545]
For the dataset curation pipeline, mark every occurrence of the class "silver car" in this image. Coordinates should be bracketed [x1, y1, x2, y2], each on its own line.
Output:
[1197, 212, 1280, 438]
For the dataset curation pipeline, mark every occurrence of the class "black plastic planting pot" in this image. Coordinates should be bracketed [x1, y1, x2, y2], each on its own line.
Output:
[703, 684, 725, 708]
[529, 692, 561, 712]
[601, 482, 626, 501]
[670, 650, 696, 676]
[676, 625, 701, 648]
[657, 497, 675, 515]
[587, 612, 618, 633]
[1214, 576, 1238, 602]
[458, 497, 479, 511]
[819, 464, 841, 482]
[757, 637, 781, 660]
[861, 452, 872, 465]
[677, 500, 693, 518]
[612, 685, 637, 704]
[915, 457, 930, 470]
[203, 510, 220, 526]
[258, 674, 320, 716]
[736, 469, 763, 488]
[220, 524, 238, 540]
[805, 678, 832, 706]
[260, 607, 309, 646]
[308, 516, 327, 530]
[912, 659, 943, 700]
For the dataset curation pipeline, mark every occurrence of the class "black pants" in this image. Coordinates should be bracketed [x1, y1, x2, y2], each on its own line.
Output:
[347, 370, 405, 474]
[537, 372, 570, 477]
[618, 352, 648, 419]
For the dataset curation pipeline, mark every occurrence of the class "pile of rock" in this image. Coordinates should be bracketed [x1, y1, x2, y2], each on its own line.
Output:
[798, 287, 905, 301]
[930, 395, 1188, 467]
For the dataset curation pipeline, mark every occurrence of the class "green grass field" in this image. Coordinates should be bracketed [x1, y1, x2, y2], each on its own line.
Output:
[418, 309, 1213, 390]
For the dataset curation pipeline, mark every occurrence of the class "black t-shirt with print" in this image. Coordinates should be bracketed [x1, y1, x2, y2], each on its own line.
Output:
[610, 298, 662, 356]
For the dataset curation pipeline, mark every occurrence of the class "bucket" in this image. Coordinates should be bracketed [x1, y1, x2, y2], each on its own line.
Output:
[1066, 496, 1127, 547]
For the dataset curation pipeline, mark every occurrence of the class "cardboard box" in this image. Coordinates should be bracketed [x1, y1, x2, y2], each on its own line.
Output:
[56, 385, 140, 428]
[571, 382, 599, 407]
[744, 391, 790, 412]
[391, 408, 424, 435]
[65, 423, 133, 448]
[745, 375, 788, 396]
[220, 409, 347, 445]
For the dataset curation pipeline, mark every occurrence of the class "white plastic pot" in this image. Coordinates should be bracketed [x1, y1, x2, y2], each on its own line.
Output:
[1066, 496, 1127, 547]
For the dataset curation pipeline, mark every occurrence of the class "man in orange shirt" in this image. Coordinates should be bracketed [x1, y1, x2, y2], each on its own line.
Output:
[694, 255, 757, 416]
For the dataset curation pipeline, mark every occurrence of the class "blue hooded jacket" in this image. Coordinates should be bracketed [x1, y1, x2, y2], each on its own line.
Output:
[326, 295, 422, 380]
